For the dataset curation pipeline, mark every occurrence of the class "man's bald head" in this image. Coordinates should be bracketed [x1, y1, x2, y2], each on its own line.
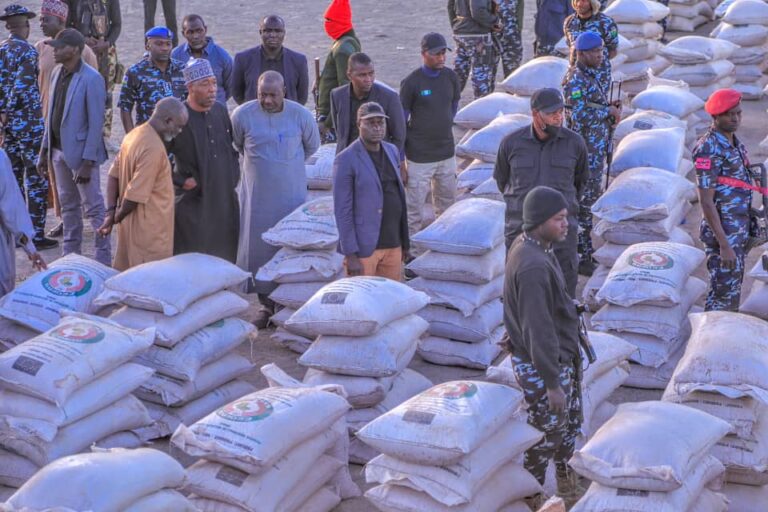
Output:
[260, 14, 285, 30]
[149, 97, 189, 141]
[258, 71, 286, 113]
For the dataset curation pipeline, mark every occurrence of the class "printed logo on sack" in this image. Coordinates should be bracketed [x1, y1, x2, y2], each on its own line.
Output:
[302, 200, 333, 217]
[217, 398, 274, 422]
[41, 270, 92, 297]
[50, 322, 105, 344]
[424, 381, 478, 400]
[627, 250, 674, 271]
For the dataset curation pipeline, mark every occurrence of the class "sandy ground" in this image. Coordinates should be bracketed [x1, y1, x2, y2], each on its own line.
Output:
[6, 0, 768, 509]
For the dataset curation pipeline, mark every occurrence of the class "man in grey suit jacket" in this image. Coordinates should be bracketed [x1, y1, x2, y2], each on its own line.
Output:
[333, 102, 409, 282]
[37, 29, 111, 265]
[330, 53, 406, 158]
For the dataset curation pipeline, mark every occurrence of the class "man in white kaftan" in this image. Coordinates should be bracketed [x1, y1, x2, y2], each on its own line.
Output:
[231, 70, 320, 325]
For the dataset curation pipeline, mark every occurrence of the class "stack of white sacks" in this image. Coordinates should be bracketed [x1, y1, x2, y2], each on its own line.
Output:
[667, 0, 715, 32]
[605, 0, 671, 94]
[96, 253, 256, 442]
[0, 253, 117, 349]
[455, 159, 496, 200]
[0, 313, 156, 492]
[1, 448, 195, 510]
[171, 373, 360, 511]
[742, 248, 768, 319]
[584, 164, 698, 308]
[486, 332, 637, 444]
[259, 196, 341, 353]
[405, 198, 506, 370]
[284, 276, 432, 464]
[582, 120, 694, 308]
[658, 36, 738, 100]
[570, 400, 731, 511]
[591, 241, 707, 390]
[664, 312, 768, 509]
[713, 0, 768, 99]
[305, 143, 336, 201]
[630, 82, 707, 145]
[358, 380, 544, 511]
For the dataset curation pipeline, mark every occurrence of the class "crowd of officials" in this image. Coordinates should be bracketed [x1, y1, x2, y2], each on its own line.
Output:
[0, 0, 756, 507]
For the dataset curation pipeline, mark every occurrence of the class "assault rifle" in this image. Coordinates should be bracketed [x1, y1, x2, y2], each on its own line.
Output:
[604, 80, 623, 191]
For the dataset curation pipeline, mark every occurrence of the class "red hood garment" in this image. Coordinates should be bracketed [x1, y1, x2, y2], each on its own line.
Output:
[324, 0, 353, 40]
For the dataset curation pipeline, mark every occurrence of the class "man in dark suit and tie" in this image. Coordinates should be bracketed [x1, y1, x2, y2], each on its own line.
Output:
[332, 101, 409, 281]
[231, 15, 309, 105]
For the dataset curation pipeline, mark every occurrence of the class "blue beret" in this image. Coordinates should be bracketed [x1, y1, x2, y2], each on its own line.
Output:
[575, 31, 603, 51]
[145, 26, 173, 39]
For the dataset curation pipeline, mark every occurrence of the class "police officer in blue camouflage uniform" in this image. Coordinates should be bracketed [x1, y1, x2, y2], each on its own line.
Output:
[492, 0, 522, 80]
[0, 5, 57, 249]
[448, 0, 500, 99]
[118, 26, 185, 133]
[563, 0, 618, 98]
[563, 31, 621, 276]
[694, 89, 752, 311]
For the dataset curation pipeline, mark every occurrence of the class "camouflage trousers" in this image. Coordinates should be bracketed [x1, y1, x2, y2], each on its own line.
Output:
[534, 41, 558, 58]
[702, 220, 748, 312]
[453, 33, 495, 99]
[512, 356, 582, 485]
[5, 135, 48, 241]
[493, 0, 523, 79]
[97, 45, 121, 140]
[577, 135, 608, 260]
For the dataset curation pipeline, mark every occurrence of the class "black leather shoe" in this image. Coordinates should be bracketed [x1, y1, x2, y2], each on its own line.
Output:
[34, 237, 59, 250]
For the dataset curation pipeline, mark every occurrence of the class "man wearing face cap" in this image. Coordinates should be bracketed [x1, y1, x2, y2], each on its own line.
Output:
[168, 59, 240, 262]
[0, 4, 56, 250]
[504, 185, 583, 507]
[563, 31, 621, 276]
[118, 26, 185, 134]
[563, 0, 618, 97]
[693, 89, 752, 311]
[494, 87, 588, 297]
[316, 0, 361, 140]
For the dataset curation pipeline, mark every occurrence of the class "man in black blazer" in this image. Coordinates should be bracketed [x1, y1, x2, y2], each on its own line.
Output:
[330, 52, 406, 160]
[231, 15, 309, 105]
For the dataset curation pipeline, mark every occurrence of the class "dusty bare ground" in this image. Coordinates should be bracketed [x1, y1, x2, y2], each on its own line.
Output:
[6, 0, 768, 509]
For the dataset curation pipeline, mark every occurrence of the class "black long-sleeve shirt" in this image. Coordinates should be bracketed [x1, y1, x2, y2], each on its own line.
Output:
[494, 124, 588, 241]
[504, 235, 580, 388]
[448, 0, 498, 34]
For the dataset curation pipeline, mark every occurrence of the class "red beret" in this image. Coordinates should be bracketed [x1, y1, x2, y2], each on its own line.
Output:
[705, 89, 742, 116]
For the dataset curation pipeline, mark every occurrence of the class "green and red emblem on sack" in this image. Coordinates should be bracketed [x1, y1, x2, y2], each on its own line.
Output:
[217, 398, 274, 422]
[50, 322, 105, 344]
[302, 199, 333, 217]
[424, 381, 478, 400]
[41, 269, 92, 297]
[627, 250, 674, 271]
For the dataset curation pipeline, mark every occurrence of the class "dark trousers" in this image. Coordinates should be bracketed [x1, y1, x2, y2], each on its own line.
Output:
[143, 0, 178, 46]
